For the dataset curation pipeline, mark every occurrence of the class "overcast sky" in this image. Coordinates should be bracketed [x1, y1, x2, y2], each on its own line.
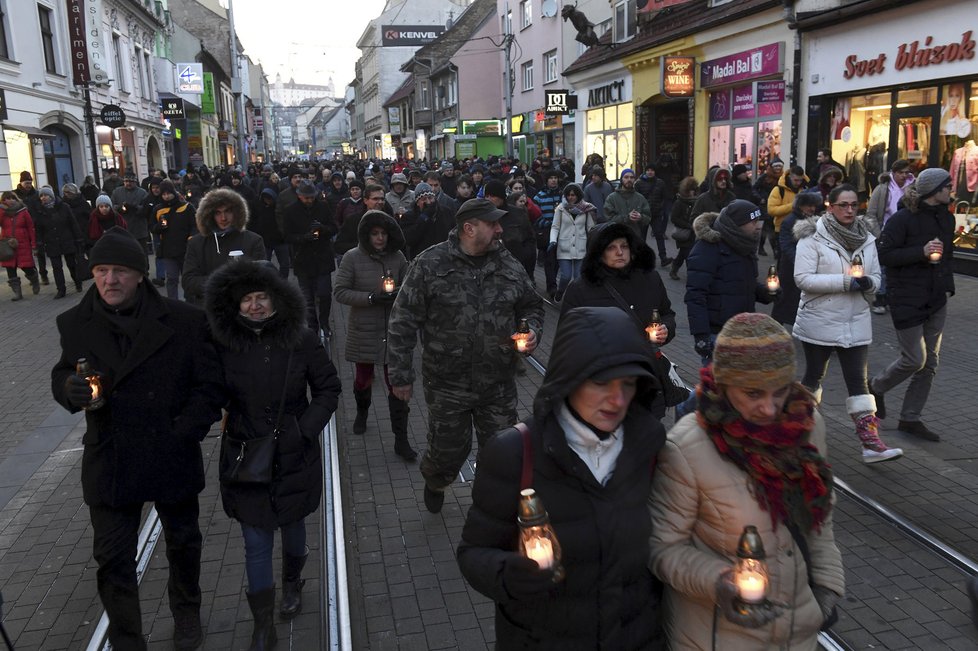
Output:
[234, 0, 387, 89]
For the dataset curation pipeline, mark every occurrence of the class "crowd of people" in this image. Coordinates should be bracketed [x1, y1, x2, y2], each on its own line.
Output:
[7, 146, 955, 650]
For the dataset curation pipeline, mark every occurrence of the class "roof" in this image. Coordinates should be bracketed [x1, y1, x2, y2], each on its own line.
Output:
[400, 0, 496, 73]
[383, 75, 415, 108]
[563, 0, 781, 77]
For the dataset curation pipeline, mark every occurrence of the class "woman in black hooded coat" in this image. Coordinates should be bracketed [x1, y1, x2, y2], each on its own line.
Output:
[457, 306, 666, 651]
[204, 260, 341, 650]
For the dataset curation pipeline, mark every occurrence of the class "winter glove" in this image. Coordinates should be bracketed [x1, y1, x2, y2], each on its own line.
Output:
[715, 570, 782, 629]
[65, 374, 95, 408]
[694, 336, 714, 359]
[501, 553, 556, 601]
[547, 242, 557, 254]
[811, 584, 841, 625]
[368, 291, 398, 305]
[849, 276, 872, 292]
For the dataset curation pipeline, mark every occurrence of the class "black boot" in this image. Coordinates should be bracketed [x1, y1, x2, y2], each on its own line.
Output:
[353, 388, 371, 435]
[54, 287, 67, 299]
[246, 587, 277, 650]
[172, 609, 203, 650]
[8, 279, 23, 301]
[280, 549, 307, 620]
[29, 273, 40, 295]
[388, 394, 418, 461]
[40, 271, 49, 285]
[75, 280, 83, 293]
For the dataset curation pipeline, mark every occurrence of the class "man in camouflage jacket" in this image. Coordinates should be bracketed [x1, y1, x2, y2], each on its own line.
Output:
[388, 199, 544, 513]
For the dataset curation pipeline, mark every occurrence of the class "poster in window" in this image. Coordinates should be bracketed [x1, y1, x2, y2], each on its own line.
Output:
[734, 126, 754, 170]
[940, 83, 971, 137]
[709, 126, 730, 169]
[756, 120, 782, 177]
[830, 98, 851, 141]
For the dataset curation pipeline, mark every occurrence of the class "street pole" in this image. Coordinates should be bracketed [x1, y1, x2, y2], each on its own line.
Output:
[503, 33, 514, 160]
[226, 0, 248, 165]
[82, 82, 102, 188]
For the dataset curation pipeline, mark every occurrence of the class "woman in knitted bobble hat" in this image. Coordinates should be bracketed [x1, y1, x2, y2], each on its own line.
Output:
[650, 312, 845, 651]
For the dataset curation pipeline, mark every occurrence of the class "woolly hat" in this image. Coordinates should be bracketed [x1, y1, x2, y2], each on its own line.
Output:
[483, 179, 507, 200]
[19, 171, 32, 182]
[345, 171, 356, 180]
[62, 183, 80, 196]
[38, 186, 56, 201]
[89, 226, 149, 274]
[713, 313, 795, 389]
[296, 181, 319, 198]
[159, 179, 177, 196]
[769, 158, 784, 169]
[731, 164, 749, 178]
[719, 199, 763, 227]
[390, 172, 408, 186]
[330, 171, 344, 181]
[414, 182, 435, 201]
[915, 168, 951, 199]
[95, 194, 113, 208]
[620, 168, 635, 179]
[148, 176, 162, 187]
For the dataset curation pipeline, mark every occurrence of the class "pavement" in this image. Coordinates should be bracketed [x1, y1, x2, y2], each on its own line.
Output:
[1, 239, 978, 650]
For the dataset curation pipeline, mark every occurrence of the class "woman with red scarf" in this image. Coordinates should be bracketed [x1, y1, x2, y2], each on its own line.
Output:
[649, 313, 844, 650]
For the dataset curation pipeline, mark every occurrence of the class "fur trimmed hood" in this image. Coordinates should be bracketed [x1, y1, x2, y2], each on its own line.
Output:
[196, 187, 249, 236]
[580, 221, 655, 283]
[792, 215, 818, 241]
[204, 260, 308, 352]
[357, 209, 405, 254]
[692, 212, 721, 243]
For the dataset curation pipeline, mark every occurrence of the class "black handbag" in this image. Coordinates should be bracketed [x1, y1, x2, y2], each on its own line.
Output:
[220, 351, 293, 484]
[76, 251, 93, 281]
[604, 284, 691, 407]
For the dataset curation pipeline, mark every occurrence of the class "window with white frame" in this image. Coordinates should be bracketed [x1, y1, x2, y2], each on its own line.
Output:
[520, 0, 531, 29]
[613, 0, 636, 43]
[135, 46, 147, 98]
[544, 50, 558, 84]
[38, 4, 57, 73]
[0, 3, 10, 60]
[112, 33, 126, 91]
[521, 60, 533, 92]
[418, 81, 429, 110]
[503, 10, 512, 35]
[449, 75, 457, 106]
[144, 51, 153, 98]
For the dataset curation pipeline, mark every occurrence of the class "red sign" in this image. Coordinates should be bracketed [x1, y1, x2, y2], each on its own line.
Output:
[662, 56, 695, 98]
[843, 30, 975, 80]
[639, 0, 694, 14]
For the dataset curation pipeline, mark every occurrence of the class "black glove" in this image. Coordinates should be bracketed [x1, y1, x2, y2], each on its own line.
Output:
[65, 374, 94, 408]
[502, 554, 555, 601]
[849, 276, 871, 292]
[368, 291, 398, 305]
[694, 337, 714, 359]
[811, 584, 841, 623]
[547, 242, 557, 254]
[715, 570, 781, 629]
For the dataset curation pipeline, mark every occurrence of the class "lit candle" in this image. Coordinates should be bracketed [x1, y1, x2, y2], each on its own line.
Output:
[646, 309, 662, 342]
[766, 265, 779, 295]
[515, 335, 528, 352]
[89, 378, 101, 401]
[382, 270, 396, 294]
[929, 251, 942, 264]
[737, 571, 766, 603]
[525, 538, 554, 569]
[850, 254, 864, 278]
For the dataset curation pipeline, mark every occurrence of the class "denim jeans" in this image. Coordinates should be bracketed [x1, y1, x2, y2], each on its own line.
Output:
[240, 519, 307, 592]
[162, 258, 183, 300]
[674, 333, 718, 419]
[556, 258, 582, 294]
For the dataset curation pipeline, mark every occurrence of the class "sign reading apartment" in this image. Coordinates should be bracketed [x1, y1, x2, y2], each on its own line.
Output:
[177, 63, 205, 94]
[66, 0, 108, 85]
[381, 25, 445, 47]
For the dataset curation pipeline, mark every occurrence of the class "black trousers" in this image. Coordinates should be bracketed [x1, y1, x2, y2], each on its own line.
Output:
[89, 496, 202, 651]
[48, 253, 78, 291]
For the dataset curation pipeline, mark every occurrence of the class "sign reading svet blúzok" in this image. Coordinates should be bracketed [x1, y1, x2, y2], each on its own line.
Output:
[381, 25, 445, 47]
[701, 43, 783, 88]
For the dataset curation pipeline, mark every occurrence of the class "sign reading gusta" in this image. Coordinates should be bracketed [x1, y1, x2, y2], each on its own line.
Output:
[381, 25, 446, 47]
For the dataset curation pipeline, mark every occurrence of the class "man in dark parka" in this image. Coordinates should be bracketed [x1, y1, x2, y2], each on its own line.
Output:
[51, 227, 224, 651]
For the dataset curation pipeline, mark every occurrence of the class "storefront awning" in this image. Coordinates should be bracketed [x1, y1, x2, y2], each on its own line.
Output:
[2, 124, 56, 140]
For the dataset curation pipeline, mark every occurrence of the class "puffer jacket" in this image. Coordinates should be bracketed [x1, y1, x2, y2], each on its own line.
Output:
[549, 192, 595, 261]
[458, 306, 666, 650]
[333, 211, 409, 365]
[767, 172, 809, 233]
[151, 198, 196, 260]
[684, 213, 769, 337]
[649, 411, 844, 651]
[792, 216, 880, 348]
[36, 198, 84, 257]
[204, 261, 340, 529]
[182, 188, 266, 304]
[0, 202, 37, 269]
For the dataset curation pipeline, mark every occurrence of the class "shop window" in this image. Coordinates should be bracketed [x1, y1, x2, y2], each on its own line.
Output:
[38, 4, 57, 74]
[613, 0, 636, 43]
[585, 106, 634, 180]
[2, 127, 35, 190]
[898, 87, 938, 107]
[544, 50, 558, 84]
[521, 60, 533, 92]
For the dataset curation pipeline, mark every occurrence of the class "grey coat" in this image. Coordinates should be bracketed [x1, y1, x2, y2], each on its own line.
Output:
[333, 211, 409, 365]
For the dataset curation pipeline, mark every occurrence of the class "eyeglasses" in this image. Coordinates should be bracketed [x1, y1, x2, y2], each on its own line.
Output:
[831, 202, 859, 210]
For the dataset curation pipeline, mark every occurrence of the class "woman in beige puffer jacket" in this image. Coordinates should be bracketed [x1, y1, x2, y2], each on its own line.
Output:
[649, 313, 845, 650]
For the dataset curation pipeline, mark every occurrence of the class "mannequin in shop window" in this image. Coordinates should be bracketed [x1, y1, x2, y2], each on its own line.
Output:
[950, 140, 978, 201]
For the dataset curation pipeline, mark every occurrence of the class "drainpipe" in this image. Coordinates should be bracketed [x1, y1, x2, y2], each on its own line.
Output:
[784, 0, 802, 165]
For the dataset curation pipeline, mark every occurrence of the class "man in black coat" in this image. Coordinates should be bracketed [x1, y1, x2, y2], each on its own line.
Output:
[281, 181, 338, 335]
[37, 186, 85, 297]
[870, 168, 955, 442]
[51, 227, 224, 651]
[635, 163, 671, 266]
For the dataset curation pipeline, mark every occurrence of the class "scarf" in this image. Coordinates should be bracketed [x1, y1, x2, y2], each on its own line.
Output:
[92, 286, 146, 368]
[715, 213, 760, 258]
[564, 198, 596, 216]
[820, 212, 868, 253]
[696, 367, 833, 533]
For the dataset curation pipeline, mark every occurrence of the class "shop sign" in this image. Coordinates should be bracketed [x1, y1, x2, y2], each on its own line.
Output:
[701, 43, 783, 88]
[201, 73, 216, 114]
[0, 88, 6, 121]
[161, 98, 185, 119]
[511, 114, 525, 134]
[218, 130, 229, 143]
[381, 25, 445, 47]
[100, 104, 126, 128]
[587, 80, 626, 108]
[756, 81, 785, 103]
[456, 140, 476, 158]
[662, 56, 695, 98]
[545, 90, 575, 115]
[176, 63, 205, 94]
[388, 107, 401, 136]
[66, 0, 108, 85]
[842, 30, 975, 80]
[638, 0, 694, 13]
[732, 85, 755, 120]
[462, 120, 503, 136]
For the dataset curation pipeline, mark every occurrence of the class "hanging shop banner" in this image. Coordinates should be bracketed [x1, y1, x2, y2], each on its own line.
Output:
[381, 25, 445, 47]
[545, 90, 575, 115]
[100, 104, 126, 128]
[161, 97, 185, 119]
[662, 56, 695, 98]
[701, 43, 784, 88]
[66, 0, 108, 85]
[176, 63, 205, 94]
[201, 73, 216, 114]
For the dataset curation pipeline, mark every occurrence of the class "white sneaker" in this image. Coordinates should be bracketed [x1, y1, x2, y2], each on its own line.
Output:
[871, 305, 886, 315]
[862, 446, 903, 463]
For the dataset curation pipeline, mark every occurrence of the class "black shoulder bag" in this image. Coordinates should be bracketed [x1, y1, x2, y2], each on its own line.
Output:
[220, 350, 294, 484]
[603, 283, 690, 407]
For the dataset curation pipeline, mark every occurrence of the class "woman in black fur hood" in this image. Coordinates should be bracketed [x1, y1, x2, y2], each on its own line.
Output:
[204, 260, 341, 649]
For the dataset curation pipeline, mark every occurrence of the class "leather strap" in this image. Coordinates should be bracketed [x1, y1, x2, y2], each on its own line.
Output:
[272, 350, 294, 434]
